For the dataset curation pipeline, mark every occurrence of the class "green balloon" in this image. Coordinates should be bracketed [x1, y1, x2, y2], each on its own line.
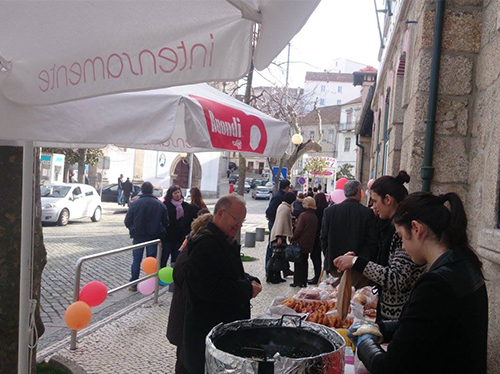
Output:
[158, 267, 174, 284]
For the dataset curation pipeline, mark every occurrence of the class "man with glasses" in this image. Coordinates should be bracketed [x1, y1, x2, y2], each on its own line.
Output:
[181, 194, 262, 374]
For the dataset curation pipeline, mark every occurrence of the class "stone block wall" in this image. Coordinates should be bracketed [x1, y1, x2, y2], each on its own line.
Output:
[469, 0, 500, 368]
[372, 0, 500, 371]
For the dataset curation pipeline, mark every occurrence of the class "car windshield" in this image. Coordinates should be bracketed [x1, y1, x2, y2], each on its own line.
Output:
[153, 189, 163, 198]
[257, 187, 268, 191]
[41, 185, 71, 198]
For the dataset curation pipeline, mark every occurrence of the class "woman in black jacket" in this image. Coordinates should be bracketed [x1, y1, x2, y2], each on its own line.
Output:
[162, 185, 196, 267]
[334, 171, 426, 321]
[354, 192, 488, 374]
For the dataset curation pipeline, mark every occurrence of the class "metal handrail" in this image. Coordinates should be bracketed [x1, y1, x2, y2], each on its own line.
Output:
[70, 239, 162, 350]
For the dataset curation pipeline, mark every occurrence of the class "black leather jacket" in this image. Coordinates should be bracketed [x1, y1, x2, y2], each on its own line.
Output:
[357, 249, 488, 374]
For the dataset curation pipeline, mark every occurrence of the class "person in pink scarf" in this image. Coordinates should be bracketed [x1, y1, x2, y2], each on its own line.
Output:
[163, 185, 196, 267]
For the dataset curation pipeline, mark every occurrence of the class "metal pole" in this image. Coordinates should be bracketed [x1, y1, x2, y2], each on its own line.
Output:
[285, 42, 291, 87]
[19, 141, 34, 374]
[422, 0, 445, 192]
[153, 242, 162, 304]
[187, 153, 194, 190]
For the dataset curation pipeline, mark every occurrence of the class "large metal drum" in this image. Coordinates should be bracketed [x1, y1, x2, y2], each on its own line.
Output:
[206, 316, 345, 374]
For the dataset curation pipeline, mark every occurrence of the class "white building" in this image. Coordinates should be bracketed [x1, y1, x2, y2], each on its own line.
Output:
[326, 58, 369, 74]
[98, 146, 223, 198]
[336, 96, 363, 176]
[303, 59, 369, 112]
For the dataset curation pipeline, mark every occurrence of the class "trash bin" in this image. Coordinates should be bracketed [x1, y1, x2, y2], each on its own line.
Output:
[206, 316, 345, 374]
[255, 228, 265, 241]
[245, 232, 256, 247]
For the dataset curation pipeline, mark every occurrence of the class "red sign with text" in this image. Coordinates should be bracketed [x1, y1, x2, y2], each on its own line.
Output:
[190, 95, 268, 154]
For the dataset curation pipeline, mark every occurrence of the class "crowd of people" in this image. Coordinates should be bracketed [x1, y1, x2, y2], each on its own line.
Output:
[121, 171, 487, 373]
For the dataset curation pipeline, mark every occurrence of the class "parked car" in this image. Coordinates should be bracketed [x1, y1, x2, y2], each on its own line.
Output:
[251, 186, 271, 200]
[244, 182, 251, 193]
[245, 177, 255, 187]
[100, 183, 141, 202]
[41, 183, 102, 226]
[229, 174, 239, 184]
[251, 179, 266, 189]
[130, 186, 165, 205]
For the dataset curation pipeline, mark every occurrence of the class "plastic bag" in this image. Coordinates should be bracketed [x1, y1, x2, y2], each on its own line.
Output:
[337, 269, 353, 321]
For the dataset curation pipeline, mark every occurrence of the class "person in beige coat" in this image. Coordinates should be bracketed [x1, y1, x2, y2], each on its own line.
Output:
[268, 192, 296, 284]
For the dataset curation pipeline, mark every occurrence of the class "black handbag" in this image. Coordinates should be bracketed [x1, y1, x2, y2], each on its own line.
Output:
[268, 246, 288, 271]
[285, 244, 301, 262]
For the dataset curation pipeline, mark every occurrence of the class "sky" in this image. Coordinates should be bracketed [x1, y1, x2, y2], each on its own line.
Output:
[252, 0, 382, 88]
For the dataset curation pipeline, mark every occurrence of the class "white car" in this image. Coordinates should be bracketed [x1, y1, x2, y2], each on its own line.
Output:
[41, 183, 102, 226]
[252, 186, 271, 200]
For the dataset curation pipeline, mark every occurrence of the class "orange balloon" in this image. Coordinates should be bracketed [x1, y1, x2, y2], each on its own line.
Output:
[65, 301, 92, 330]
[142, 257, 157, 275]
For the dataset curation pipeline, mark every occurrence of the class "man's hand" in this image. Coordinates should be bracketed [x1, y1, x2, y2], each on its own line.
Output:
[251, 281, 262, 298]
[333, 254, 356, 272]
[277, 237, 283, 245]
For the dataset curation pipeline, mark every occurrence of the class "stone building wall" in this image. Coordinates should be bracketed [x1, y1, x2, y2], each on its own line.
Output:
[371, 0, 500, 371]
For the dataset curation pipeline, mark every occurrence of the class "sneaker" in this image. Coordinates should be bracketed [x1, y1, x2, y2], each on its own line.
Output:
[128, 285, 137, 292]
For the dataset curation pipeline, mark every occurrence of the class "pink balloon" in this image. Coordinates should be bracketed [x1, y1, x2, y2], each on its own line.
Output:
[336, 178, 349, 190]
[79, 281, 108, 307]
[330, 189, 346, 204]
[367, 178, 375, 190]
[137, 277, 157, 295]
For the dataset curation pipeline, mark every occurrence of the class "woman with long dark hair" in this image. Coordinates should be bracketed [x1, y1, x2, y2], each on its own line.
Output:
[163, 185, 195, 267]
[354, 192, 488, 374]
[308, 192, 328, 284]
[189, 186, 207, 215]
[334, 171, 426, 321]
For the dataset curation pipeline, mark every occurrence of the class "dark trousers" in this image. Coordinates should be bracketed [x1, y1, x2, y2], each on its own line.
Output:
[310, 237, 322, 280]
[130, 239, 158, 282]
[175, 347, 189, 374]
[293, 253, 308, 286]
[161, 239, 183, 268]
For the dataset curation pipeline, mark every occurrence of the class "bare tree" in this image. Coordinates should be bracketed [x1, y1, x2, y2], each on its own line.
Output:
[249, 87, 324, 191]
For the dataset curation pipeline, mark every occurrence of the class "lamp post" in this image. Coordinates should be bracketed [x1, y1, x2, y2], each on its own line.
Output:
[291, 133, 303, 189]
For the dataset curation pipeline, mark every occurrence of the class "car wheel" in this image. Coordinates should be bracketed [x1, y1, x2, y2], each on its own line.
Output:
[91, 206, 102, 222]
[58, 209, 69, 226]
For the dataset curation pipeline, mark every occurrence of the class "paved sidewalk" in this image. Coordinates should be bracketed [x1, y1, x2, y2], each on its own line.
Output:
[40, 240, 304, 373]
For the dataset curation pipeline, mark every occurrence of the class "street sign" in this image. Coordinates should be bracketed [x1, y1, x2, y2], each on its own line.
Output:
[298, 177, 306, 185]
[272, 167, 288, 180]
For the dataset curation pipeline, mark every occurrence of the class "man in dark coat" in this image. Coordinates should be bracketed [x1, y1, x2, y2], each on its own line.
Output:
[124, 182, 169, 291]
[321, 180, 377, 288]
[121, 177, 133, 206]
[181, 195, 262, 374]
[265, 179, 293, 277]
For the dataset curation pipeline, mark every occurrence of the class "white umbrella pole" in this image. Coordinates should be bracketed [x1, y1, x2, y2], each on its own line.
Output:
[187, 153, 194, 190]
[18, 141, 34, 374]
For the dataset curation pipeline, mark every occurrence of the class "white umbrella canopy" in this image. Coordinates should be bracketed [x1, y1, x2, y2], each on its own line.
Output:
[0, 83, 291, 156]
[0, 0, 320, 105]
[0, 2, 321, 372]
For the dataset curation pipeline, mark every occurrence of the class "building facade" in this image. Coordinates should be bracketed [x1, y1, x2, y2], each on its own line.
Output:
[370, 0, 500, 369]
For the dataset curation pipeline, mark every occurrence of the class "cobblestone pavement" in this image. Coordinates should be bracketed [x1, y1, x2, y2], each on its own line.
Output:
[38, 192, 272, 351]
[41, 238, 304, 373]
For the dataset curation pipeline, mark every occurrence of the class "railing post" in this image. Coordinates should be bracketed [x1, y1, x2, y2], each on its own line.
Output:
[70, 259, 84, 350]
[153, 241, 162, 304]
[67, 239, 161, 351]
